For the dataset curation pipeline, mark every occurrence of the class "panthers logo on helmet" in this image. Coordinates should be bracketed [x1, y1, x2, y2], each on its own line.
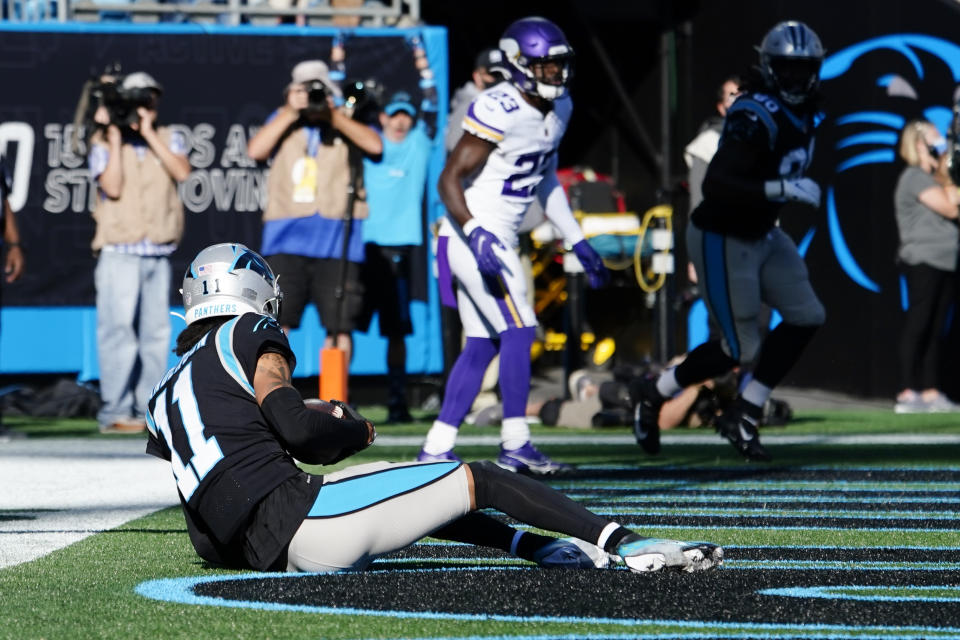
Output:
[182, 243, 283, 325]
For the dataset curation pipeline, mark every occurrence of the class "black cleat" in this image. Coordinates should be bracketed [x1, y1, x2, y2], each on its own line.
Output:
[715, 404, 771, 462]
[632, 375, 663, 455]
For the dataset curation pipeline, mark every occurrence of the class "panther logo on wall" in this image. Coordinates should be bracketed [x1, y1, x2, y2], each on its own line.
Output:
[817, 34, 960, 294]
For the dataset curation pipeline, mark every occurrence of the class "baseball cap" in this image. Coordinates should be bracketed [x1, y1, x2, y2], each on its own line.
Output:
[384, 91, 417, 117]
[474, 48, 503, 72]
[122, 71, 163, 94]
[291, 59, 343, 98]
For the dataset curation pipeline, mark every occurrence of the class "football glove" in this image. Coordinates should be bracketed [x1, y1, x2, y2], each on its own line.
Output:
[464, 219, 505, 278]
[572, 239, 610, 289]
[330, 400, 377, 447]
[764, 177, 821, 208]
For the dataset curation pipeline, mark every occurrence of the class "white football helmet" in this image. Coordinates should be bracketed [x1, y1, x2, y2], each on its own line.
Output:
[757, 21, 824, 106]
[181, 243, 282, 325]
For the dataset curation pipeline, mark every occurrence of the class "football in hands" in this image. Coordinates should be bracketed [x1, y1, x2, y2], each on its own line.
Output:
[304, 398, 344, 419]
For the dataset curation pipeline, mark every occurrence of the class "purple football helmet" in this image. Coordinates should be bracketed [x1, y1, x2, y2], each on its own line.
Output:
[498, 17, 574, 100]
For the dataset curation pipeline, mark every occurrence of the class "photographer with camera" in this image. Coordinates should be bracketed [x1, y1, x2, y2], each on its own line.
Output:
[88, 70, 190, 434]
[247, 59, 382, 387]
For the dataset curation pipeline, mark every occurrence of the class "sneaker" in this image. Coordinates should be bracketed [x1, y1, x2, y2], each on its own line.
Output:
[614, 534, 723, 573]
[416, 448, 463, 463]
[894, 397, 927, 414]
[922, 392, 960, 413]
[497, 441, 572, 475]
[532, 537, 609, 569]
[631, 375, 663, 454]
[715, 404, 771, 462]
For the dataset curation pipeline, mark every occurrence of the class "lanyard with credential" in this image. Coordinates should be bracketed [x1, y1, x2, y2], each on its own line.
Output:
[292, 127, 321, 204]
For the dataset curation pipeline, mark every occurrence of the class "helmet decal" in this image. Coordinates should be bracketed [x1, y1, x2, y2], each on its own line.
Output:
[182, 243, 283, 325]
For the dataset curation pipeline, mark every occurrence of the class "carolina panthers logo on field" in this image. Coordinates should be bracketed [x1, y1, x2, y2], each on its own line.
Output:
[818, 34, 960, 293]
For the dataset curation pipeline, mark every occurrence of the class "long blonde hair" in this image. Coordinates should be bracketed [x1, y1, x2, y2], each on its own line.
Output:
[899, 119, 932, 166]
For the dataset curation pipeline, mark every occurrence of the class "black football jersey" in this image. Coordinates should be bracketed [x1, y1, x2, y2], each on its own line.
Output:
[692, 91, 817, 239]
[145, 313, 299, 551]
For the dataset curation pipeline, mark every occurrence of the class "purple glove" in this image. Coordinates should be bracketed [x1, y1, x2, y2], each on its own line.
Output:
[572, 239, 609, 288]
[466, 222, 505, 278]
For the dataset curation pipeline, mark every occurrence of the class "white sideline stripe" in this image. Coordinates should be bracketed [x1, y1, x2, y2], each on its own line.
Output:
[375, 433, 960, 446]
[0, 438, 177, 569]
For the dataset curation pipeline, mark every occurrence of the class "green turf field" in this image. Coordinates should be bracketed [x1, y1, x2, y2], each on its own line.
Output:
[1, 409, 958, 639]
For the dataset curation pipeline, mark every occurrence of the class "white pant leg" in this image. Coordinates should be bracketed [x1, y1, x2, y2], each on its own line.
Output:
[95, 252, 142, 426]
[135, 256, 172, 416]
[286, 462, 471, 572]
[443, 223, 536, 338]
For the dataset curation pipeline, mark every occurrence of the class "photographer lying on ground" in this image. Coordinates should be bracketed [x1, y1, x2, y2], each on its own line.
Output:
[469, 363, 792, 432]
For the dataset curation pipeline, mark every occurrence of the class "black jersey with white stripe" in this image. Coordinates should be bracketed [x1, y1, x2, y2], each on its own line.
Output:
[145, 313, 299, 557]
[691, 91, 817, 239]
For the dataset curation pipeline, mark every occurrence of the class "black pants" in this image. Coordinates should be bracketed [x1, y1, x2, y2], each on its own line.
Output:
[898, 262, 955, 391]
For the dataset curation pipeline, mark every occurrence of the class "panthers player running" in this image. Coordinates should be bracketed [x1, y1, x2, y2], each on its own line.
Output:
[419, 16, 608, 473]
[144, 243, 721, 573]
[634, 21, 827, 462]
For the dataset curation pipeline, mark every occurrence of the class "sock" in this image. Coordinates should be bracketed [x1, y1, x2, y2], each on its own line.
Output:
[422, 421, 459, 455]
[741, 378, 772, 411]
[437, 337, 499, 426]
[752, 322, 819, 389]
[596, 522, 633, 553]
[674, 339, 739, 388]
[500, 416, 530, 450]
[430, 512, 553, 561]
[498, 326, 536, 419]
[469, 460, 614, 546]
[655, 367, 682, 399]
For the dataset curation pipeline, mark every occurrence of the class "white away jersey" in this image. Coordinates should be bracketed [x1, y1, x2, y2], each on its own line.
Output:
[459, 82, 572, 245]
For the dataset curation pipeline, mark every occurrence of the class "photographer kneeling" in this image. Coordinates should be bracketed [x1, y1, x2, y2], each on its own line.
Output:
[247, 60, 382, 386]
[88, 70, 190, 434]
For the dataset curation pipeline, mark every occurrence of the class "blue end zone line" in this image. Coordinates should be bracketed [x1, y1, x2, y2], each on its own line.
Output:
[566, 493, 960, 504]
[513, 522, 959, 534]
[559, 464, 960, 474]
[365, 635, 960, 640]
[134, 572, 960, 638]
[760, 585, 960, 603]
[589, 508, 960, 520]
[552, 482, 960, 492]
[374, 556, 960, 571]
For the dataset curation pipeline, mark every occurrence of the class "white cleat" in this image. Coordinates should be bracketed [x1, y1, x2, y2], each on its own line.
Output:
[615, 535, 723, 573]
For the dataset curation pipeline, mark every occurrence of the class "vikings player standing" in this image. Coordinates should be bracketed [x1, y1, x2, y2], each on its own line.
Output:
[418, 17, 608, 473]
[634, 21, 827, 462]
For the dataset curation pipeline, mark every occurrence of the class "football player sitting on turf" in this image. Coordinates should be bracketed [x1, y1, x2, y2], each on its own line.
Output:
[418, 16, 609, 474]
[633, 20, 826, 463]
[145, 242, 722, 574]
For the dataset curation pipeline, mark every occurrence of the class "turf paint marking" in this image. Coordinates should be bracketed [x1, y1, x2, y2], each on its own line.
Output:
[760, 585, 960, 602]
[135, 570, 960, 639]
[133, 466, 960, 639]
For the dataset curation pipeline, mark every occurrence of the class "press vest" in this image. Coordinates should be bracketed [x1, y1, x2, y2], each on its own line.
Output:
[91, 127, 184, 250]
[263, 127, 368, 222]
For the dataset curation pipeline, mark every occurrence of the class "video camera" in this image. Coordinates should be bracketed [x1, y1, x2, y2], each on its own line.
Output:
[94, 78, 156, 128]
[74, 63, 156, 135]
